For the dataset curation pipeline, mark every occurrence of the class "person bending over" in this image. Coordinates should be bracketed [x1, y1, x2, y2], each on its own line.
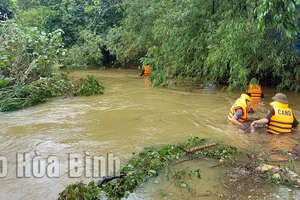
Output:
[251, 93, 299, 134]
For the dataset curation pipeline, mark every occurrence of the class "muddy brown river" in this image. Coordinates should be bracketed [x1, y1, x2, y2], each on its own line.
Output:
[1, 68, 300, 199]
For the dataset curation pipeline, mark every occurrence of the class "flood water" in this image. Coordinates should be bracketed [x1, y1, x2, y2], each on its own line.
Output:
[1, 68, 300, 199]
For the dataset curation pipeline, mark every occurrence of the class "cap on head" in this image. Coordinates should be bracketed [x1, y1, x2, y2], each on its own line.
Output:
[249, 78, 258, 84]
[240, 93, 252, 102]
[271, 93, 288, 104]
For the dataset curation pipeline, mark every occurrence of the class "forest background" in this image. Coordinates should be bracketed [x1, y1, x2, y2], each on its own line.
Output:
[1, 0, 300, 111]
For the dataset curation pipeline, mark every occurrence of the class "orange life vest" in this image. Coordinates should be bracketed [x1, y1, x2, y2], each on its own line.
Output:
[228, 97, 248, 123]
[143, 65, 151, 76]
[246, 83, 263, 98]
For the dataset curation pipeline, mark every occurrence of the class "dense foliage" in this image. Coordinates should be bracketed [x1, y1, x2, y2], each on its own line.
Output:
[0, 20, 104, 112]
[106, 0, 300, 92]
[0, 73, 104, 112]
[0, 21, 64, 84]
[61, 30, 104, 70]
[1, 0, 300, 113]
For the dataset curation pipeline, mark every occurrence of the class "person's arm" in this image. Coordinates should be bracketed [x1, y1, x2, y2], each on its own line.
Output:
[250, 108, 273, 130]
[250, 118, 269, 130]
[231, 115, 244, 126]
[140, 69, 145, 76]
[292, 115, 299, 130]
[230, 109, 244, 126]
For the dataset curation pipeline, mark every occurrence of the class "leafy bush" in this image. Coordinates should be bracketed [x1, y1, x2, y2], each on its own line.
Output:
[0, 98, 23, 112]
[58, 181, 101, 200]
[0, 74, 104, 112]
[61, 30, 104, 70]
[18, 7, 44, 29]
[74, 75, 105, 96]
[0, 21, 65, 85]
[0, 75, 13, 88]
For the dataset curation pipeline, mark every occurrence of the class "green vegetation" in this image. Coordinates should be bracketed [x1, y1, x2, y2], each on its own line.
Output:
[58, 135, 300, 199]
[58, 135, 239, 199]
[1, 0, 299, 95]
[0, 20, 104, 112]
[74, 75, 105, 96]
[1, 1, 300, 197]
[1, 1, 300, 112]
[0, 74, 104, 112]
[62, 30, 104, 70]
[106, 0, 300, 92]
[59, 181, 101, 200]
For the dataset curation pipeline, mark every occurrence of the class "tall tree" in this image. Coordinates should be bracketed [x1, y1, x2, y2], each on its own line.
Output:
[41, 0, 87, 47]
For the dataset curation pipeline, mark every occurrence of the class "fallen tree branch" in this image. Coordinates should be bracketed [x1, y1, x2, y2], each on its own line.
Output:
[185, 143, 218, 154]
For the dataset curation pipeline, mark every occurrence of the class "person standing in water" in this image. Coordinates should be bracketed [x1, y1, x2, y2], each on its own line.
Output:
[246, 78, 264, 113]
[140, 64, 151, 76]
[246, 78, 264, 99]
[251, 93, 299, 134]
[228, 93, 254, 127]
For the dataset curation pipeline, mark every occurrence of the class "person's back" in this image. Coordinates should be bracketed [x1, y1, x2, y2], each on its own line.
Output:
[251, 93, 299, 134]
[140, 64, 151, 76]
[268, 99, 293, 134]
[246, 78, 264, 99]
[143, 64, 151, 76]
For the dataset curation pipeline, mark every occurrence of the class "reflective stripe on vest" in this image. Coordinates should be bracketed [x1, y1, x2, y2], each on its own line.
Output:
[267, 102, 293, 135]
[246, 83, 263, 98]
